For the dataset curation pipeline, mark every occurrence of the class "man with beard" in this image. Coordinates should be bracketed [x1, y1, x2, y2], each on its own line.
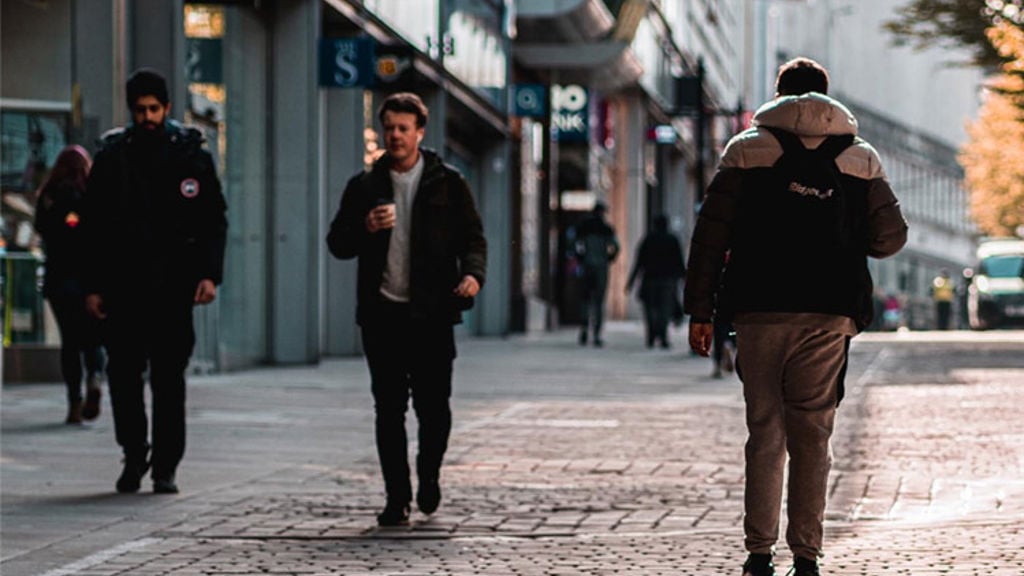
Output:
[82, 68, 227, 494]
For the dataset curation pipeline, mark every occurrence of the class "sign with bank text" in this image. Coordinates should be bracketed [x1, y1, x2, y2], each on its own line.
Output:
[551, 84, 589, 142]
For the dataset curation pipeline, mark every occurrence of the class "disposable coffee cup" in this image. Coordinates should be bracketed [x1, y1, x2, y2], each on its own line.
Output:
[376, 198, 396, 219]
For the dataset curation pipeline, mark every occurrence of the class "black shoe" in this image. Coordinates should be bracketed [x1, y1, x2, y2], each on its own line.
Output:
[116, 457, 151, 493]
[376, 502, 410, 526]
[82, 378, 102, 421]
[153, 474, 179, 494]
[417, 480, 441, 515]
[791, 557, 820, 576]
[742, 553, 776, 576]
[65, 401, 84, 425]
[593, 338, 604, 347]
[578, 331, 588, 346]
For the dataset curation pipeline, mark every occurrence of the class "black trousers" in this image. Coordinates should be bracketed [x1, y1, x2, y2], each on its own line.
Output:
[641, 280, 676, 347]
[361, 301, 455, 506]
[936, 301, 952, 330]
[47, 289, 105, 403]
[105, 295, 195, 477]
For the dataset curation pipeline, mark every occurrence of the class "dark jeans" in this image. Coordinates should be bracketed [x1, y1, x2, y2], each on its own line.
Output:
[361, 301, 456, 506]
[936, 301, 952, 330]
[105, 295, 195, 476]
[47, 290, 105, 404]
[641, 280, 676, 347]
[579, 266, 609, 340]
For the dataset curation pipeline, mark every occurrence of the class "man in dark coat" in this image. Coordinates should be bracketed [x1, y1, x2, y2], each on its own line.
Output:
[574, 202, 619, 347]
[626, 214, 686, 348]
[327, 92, 487, 526]
[81, 68, 228, 495]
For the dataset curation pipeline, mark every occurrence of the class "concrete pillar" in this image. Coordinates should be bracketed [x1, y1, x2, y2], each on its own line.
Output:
[476, 140, 512, 336]
[128, 0, 186, 122]
[323, 89, 365, 356]
[269, 0, 322, 363]
[608, 94, 646, 320]
[73, 0, 115, 148]
[220, 6, 270, 369]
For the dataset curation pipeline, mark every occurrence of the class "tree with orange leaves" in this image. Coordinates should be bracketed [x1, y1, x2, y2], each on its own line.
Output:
[959, 21, 1024, 237]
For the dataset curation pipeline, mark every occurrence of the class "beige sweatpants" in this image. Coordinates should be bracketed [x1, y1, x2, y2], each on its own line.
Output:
[735, 324, 848, 561]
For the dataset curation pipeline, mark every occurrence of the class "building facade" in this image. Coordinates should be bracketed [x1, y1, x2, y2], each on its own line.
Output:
[2, 0, 514, 377]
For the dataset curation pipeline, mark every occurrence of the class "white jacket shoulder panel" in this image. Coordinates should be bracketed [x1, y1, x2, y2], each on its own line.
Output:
[722, 128, 886, 182]
[835, 139, 887, 181]
[720, 128, 782, 169]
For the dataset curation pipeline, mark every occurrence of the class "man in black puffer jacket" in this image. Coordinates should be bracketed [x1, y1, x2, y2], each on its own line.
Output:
[684, 58, 907, 576]
[81, 68, 227, 496]
[327, 92, 487, 526]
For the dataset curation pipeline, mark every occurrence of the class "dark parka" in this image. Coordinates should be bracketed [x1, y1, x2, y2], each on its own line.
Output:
[81, 120, 228, 303]
[326, 149, 487, 326]
[35, 181, 90, 298]
[684, 93, 908, 331]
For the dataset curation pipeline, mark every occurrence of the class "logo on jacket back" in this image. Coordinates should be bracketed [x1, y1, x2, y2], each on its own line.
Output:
[788, 180, 833, 200]
[180, 178, 200, 198]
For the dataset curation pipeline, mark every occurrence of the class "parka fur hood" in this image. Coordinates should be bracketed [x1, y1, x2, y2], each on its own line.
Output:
[721, 92, 886, 182]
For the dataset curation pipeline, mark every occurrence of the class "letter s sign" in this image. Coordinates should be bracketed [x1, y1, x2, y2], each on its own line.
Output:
[319, 37, 376, 88]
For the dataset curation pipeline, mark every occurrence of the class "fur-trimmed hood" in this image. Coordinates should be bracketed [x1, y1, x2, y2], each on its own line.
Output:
[752, 92, 858, 138]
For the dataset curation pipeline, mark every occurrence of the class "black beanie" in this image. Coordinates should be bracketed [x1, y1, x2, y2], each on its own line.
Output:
[126, 68, 169, 107]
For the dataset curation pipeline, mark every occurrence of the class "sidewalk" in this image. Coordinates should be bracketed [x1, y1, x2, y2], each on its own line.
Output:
[3, 323, 1023, 575]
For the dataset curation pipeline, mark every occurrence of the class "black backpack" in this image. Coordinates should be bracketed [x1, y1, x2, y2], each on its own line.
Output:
[761, 126, 856, 247]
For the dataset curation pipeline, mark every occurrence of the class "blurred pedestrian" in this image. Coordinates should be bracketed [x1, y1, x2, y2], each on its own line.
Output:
[931, 269, 954, 330]
[81, 68, 228, 494]
[882, 293, 901, 331]
[684, 57, 908, 576]
[327, 92, 487, 526]
[626, 214, 685, 349]
[34, 145, 106, 425]
[711, 314, 736, 378]
[575, 201, 620, 347]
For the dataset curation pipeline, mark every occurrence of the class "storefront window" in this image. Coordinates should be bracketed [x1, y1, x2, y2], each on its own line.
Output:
[445, 0, 508, 108]
[364, 0, 440, 54]
[0, 109, 67, 345]
[184, 4, 227, 175]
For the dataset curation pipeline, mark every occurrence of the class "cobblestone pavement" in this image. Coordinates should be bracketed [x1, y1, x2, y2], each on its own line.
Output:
[4, 326, 1023, 575]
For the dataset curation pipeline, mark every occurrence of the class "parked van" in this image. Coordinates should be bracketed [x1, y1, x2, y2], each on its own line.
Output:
[966, 238, 1024, 330]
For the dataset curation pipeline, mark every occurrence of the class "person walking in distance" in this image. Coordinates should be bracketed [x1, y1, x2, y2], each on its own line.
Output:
[626, 214, 686, 349]
[34, 145, 107, 424]
[81, 68, 228, 494]
[684, 58, 907, 576]
[327, 92, 487, 526]
[931, 269, 954, 330]
[575, 201, 620, 347]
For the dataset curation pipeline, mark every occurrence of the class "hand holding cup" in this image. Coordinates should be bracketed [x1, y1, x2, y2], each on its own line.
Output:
[366, 201, 396, 233]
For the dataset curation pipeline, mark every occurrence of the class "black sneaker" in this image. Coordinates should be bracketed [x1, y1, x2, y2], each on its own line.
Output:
[790, 557, 820, 576]
[116, 457, 151, 493]
[743, 553, 776, 576]
[82, 377, 102, 421]
[417, 480, 441, 515]
[578, 331, 588, 346]
[376, 502, 410, 526]
[153, 473, 179, 494]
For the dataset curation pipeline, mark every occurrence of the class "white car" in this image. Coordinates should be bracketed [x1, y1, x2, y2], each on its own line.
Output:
[967, 238, 1024, 330]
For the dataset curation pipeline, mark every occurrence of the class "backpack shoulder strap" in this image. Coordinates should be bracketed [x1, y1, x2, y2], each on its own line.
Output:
[761, 125, 805, 154]
[762, 126, 856, 161]
[815, 134, 856, 161]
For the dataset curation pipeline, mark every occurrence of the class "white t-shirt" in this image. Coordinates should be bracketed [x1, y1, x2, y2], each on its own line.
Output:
[379, 154, 424, 302]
